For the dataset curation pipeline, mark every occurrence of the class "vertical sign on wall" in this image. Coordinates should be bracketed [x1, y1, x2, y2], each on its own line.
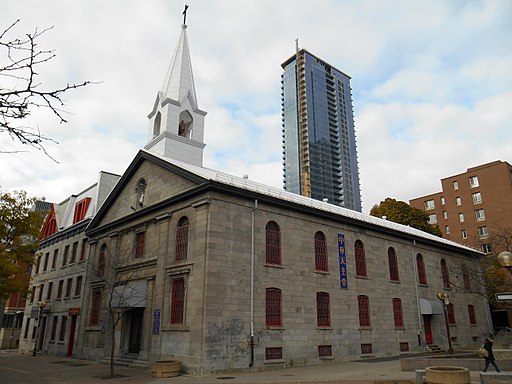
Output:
[338, 234, 348, 289]
[153, 309, 161, 335]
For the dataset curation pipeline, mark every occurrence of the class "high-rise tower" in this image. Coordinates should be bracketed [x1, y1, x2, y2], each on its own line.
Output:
[281, 49, 361, 211]
[145, 20, 207, 166]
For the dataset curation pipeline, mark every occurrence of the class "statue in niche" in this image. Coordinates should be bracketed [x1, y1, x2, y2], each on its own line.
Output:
[178, 120, 186, 137]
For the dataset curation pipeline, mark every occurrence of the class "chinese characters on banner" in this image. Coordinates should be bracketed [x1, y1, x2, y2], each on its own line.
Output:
[338, 234, 348, 289]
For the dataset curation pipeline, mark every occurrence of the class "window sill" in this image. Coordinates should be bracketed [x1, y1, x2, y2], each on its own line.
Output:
[264, 359, 285, 365]
[314, 270, 329, 275]
[317, 326, 332, 331]
[359, 327, 372, 331]
[163, 325, 190, 332]
[266, 326, 284, 330]
[264, 263, 284, 269]
[418, 284, 428, 287]
[390, 280, 401, 284]
[355, 275, 368, 279]
[319, 356, 334, 360]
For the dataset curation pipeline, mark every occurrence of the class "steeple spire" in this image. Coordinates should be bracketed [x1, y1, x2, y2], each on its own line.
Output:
[145, 9, 207, 167]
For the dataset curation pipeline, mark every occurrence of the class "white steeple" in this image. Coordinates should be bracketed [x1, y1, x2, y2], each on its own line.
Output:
[145, 14, 207, 167]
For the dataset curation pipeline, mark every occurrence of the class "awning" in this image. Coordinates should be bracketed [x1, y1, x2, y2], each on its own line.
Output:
[112, 280, 147, 308]
[419, 298, 444, 315]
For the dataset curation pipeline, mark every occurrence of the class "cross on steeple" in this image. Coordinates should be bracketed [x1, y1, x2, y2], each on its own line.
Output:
[182, 4, 189, 25]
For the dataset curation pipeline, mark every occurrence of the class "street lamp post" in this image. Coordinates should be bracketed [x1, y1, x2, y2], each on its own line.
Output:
[32, 300, 47, 357]
[437, 292, 454, 354]
[497, 251, 512, 275]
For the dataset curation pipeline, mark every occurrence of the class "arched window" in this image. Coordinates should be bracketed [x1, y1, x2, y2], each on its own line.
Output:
[265, 221, 281, 265]
[314, 231, 328, 272]
[462, 264, 471, 291]
[97, 244, 106, 278]
[265, 288, 282, 326]
[416, 253, 427, 285]
[388, 247, 399, 281]
[153, 112, 161, 137]
[392, 298, 404, 328]
[135, 178, 146, 208]
[354, 240, 367, 277]
[178, 110, 193, 138]
[441, 259, 450, 288]
[175, 217, 189, 262]
[357, 295, 370, 327]
[316, 292, 330, 327]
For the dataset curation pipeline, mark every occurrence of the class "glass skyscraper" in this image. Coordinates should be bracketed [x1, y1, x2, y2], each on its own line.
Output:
[281, 49, 362, 212]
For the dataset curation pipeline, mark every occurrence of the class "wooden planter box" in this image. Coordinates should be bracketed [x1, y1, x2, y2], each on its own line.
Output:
[151, 360, 181, 378]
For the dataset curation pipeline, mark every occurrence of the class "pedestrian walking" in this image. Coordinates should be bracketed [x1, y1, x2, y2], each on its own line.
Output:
[482, 337, 501, 372]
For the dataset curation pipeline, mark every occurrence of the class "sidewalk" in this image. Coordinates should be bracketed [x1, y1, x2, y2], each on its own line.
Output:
[0, 350, 484, 384]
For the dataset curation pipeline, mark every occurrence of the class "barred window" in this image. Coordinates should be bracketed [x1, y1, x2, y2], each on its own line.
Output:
[318, 345, 332, 357]
[266, 288, 282, 327]
[416, 254, 427, 285]
[316, 292, 331, 327]
[170, 277, 185, 324]
[358, 295, 370, 327]
[314, 231, 328, 272]
[388, 247, 399, 281]
[265, 221, 281, 265]
[265, 347, 282, 360]
[361, 343, 373, 354]
[175, 217, 189, 262]
[393, 298, 404, 328]
[354, 240, 367, 277]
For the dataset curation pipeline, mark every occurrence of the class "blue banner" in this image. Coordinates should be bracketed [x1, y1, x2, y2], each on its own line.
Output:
[338, 234, 348, 289]
[153, 309, 161, 335]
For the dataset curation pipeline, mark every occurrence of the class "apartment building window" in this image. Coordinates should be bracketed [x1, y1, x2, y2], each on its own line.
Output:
[265, 288, 282, 327]
[388, 247, 399, 282]
[170, 277, 185, 324]
[70, 241, 78, 264]
[35, 255, 41, 274]
[23, 319, 30, 339]
[75, 276, 82, 297]
[441, 259, 450, 288]
[51, 249, 58, 269]
[265, 221, 281, 265]
[38, 284, 44, 302]
[50, 316, 58, 341]
[265, 347, 282, 360]
[478, 226, 489, 238]
[72, 197, 91, 224]
[175, 217, 189, 262]
[354, 240, 367, 277]
[482, 244, 492, 254]
[455, 197, 461, 206]
[65, 278, 72, 299]
[43, 252, 49, 272]
[428, 214, 437, 224]
[475, 209, 485, 221]
[134, 231, 145, 259]
[357, 295, 371, 327]
[443, 211, 448, 219]
[316, 292, 331, 327]
[447, 303, 456, 324]
[468, 305, 476, 325]
[453, 181, 459, 190]
[469, 176, 479, 188]
[56, 280, 63, 300]
[440, 197, 445, 205]
[424, 199, 435, 210]
[416, 254, 427, 285]
[46, 281, 53, 301]
[79, 238, 88, 262]
[445, 226, 450, 234]
[59, 316, 67, 341]
[458, 213, 464, 223]
[392, 298, 404, 328]
[62, 245, 69, 267]
[472, 192, 482, 204]
[461, 230, 468, 239]
[314, 231, 328, 272]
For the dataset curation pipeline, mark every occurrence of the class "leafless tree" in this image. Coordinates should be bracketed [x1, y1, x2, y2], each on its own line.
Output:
[1, 20, 91, 158]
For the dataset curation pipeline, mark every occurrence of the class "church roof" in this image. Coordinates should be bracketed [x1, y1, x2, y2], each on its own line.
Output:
[160, 24, 197, 105]
[144, 150, 482, 256]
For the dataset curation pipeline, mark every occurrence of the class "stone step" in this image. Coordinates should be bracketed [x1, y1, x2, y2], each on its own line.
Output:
[101, 354, 151, 369]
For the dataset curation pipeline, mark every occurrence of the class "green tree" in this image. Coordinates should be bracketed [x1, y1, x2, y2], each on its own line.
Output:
[0, 190, 45, 298]
[370, 197, 443, 237]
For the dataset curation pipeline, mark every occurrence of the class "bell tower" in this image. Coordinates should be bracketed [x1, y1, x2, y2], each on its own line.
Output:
[145, 10, 207, 166]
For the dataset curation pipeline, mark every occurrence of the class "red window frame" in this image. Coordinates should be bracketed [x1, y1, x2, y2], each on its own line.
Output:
[441, 259, 450, 288]
[265, 221, 281, 265]
[358, 295, 371, 327]
[392, 298, 404, 328]
[170, 277, 185, 324]
[314, 231, 328, 272]
[134, 231, 145, 259]
[265, 347, 282, 360]
[90, 288, 102, 325]
[316, 292, 331, 327]
[265, 288, 282, 327]
[97, 244, 106, 278]
[447, 303, 456, 324]
[72, 197, 91, 224]
[468, 304, 476, 324]
[388, 247, 399, 281]
[354, 240, 367, 277]
[175, 217, 189, 262]
[416, 254, 427, 285]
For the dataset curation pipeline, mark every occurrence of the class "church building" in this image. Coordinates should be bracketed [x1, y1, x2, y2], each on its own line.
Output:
[73, 18, 490, 375]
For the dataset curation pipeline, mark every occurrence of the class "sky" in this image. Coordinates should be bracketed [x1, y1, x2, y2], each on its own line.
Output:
[1, 0, 511, 213]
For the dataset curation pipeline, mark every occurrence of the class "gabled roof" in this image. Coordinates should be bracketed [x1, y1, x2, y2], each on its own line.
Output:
[87, 149, 483, 257]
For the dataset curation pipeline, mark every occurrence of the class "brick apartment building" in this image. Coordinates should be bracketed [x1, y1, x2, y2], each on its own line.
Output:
[410, 160, 512, 253]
